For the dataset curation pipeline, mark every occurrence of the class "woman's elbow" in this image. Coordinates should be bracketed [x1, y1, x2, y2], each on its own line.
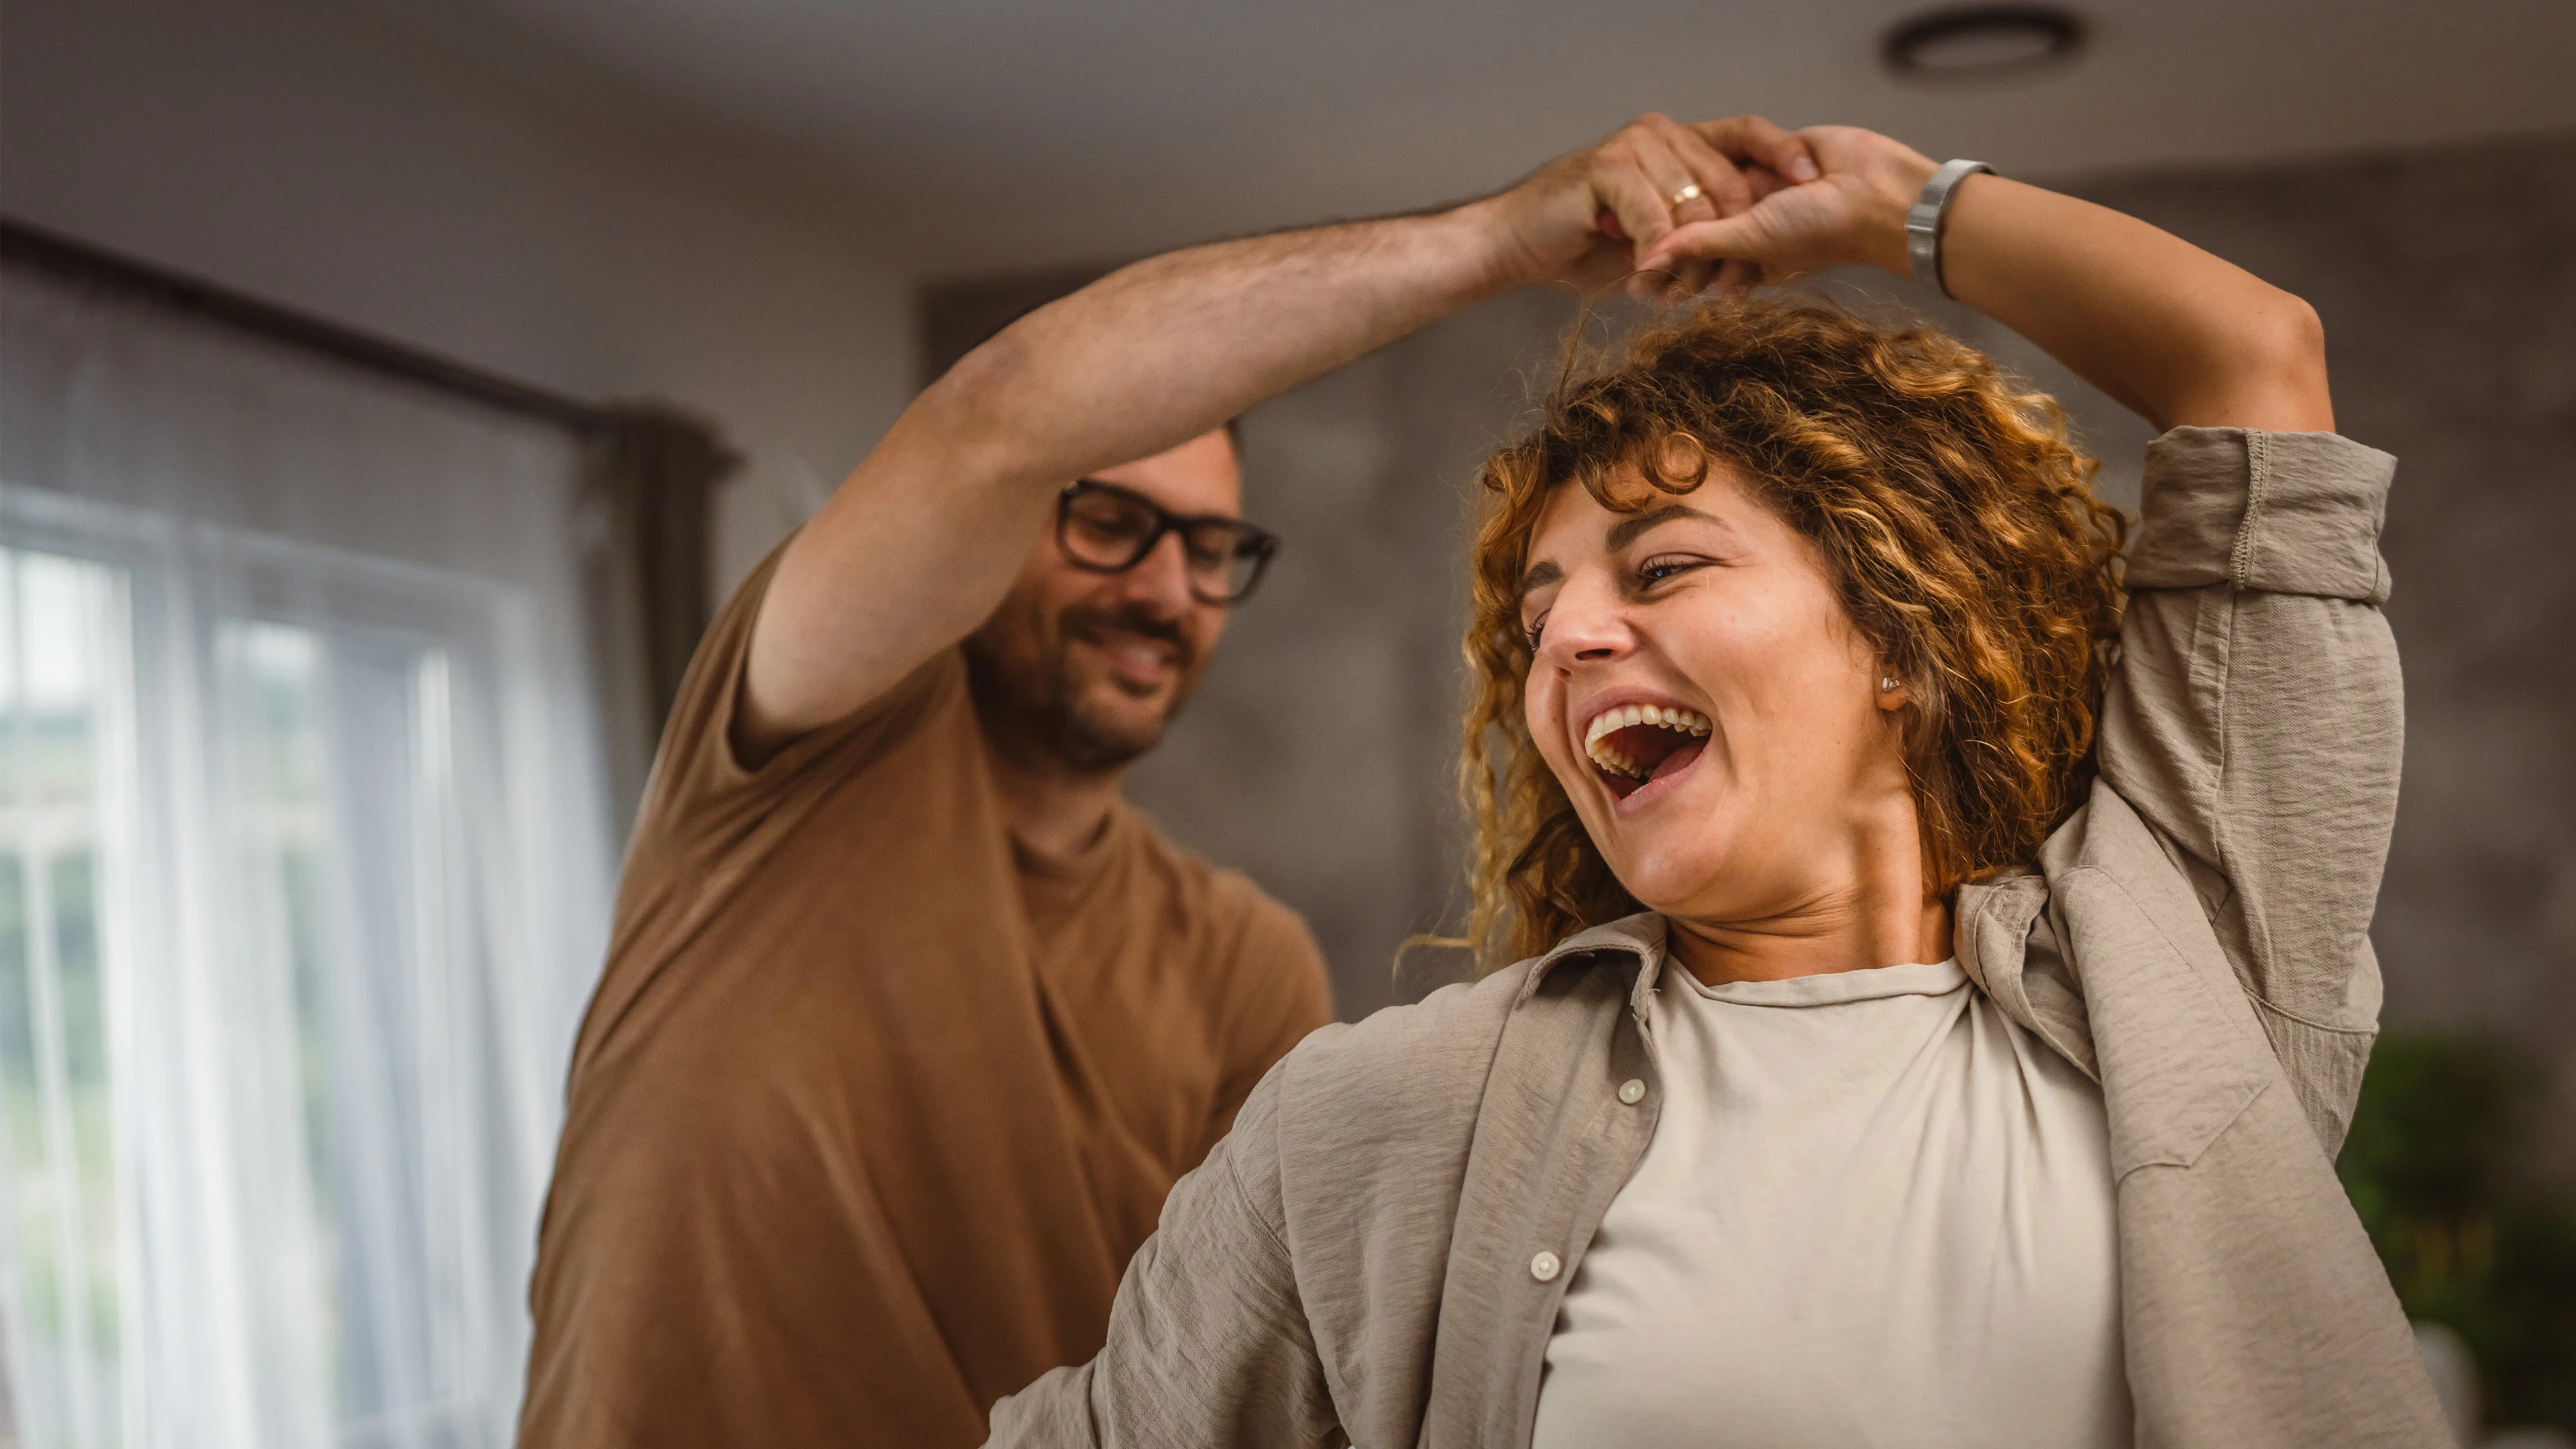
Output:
[2225, 292, 2335, 433]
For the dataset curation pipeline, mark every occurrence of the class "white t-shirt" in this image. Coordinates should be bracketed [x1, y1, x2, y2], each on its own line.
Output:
[1530, 957, 2131, 1449]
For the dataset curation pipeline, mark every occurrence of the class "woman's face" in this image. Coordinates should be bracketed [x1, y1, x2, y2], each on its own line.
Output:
[1517, 462, 1915, 923]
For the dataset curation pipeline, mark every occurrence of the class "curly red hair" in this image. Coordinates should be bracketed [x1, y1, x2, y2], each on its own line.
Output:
[1460, 297, 2128, 968]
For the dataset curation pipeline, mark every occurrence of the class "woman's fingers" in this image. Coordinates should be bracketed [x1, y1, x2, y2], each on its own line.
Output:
[1713, 257, 1765, 297]
[1698, 114, 1821, 184]
[1637, 212, 1774, 278]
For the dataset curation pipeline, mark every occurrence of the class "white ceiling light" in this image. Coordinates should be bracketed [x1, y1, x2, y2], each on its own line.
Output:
[1883, 5, 2088, 81]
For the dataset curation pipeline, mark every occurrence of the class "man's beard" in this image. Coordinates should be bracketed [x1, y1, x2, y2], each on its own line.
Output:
[963, 596, 1203, 775]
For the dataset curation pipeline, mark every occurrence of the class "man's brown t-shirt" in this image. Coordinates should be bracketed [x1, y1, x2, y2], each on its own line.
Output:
[519, 552, 1334, 1447]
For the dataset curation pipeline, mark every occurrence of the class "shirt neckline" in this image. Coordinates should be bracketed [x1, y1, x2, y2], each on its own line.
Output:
[1669, 956, 1968, 1008]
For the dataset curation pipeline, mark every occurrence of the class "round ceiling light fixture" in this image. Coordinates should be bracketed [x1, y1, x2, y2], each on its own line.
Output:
[1882, 5, 2088, 81]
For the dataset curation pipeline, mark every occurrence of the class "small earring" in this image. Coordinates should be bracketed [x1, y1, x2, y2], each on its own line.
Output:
[1880, 676, 1899, 692]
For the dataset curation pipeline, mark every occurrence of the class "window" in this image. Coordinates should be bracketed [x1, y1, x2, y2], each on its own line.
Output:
[0, 507, 569, 1448]
[0, 547, 131, 1449]
[1, 263, 615, 1449]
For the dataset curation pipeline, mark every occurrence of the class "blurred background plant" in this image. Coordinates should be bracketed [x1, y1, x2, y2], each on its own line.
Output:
[2341, 1028, 2576, 1436]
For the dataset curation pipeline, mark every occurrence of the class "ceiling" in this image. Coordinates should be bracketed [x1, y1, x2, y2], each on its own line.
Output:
[363, 0, 2576, 277]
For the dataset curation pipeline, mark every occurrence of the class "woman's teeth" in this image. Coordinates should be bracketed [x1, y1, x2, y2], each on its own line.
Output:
[1582, 703, 1711, 780]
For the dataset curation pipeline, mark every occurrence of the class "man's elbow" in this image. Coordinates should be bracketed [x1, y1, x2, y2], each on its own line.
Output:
[922, 328, 1037, 453]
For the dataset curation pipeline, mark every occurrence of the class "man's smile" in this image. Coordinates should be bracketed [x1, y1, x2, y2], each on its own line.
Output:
[1077, 626, 1183, 692]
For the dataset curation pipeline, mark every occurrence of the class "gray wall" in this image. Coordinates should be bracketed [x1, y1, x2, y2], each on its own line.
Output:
[933, 133, 2576, 1130]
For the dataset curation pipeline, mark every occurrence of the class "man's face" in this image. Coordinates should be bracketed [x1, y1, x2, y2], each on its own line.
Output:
[964, 427, 1242, 773]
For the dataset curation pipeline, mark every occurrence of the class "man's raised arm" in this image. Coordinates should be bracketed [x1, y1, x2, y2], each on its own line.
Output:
[737, 114, 1823, 751]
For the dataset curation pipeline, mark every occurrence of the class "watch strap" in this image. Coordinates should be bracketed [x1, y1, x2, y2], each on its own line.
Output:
[1906, 159, 1994, 299]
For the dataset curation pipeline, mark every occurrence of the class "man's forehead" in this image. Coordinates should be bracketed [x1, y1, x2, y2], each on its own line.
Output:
[1090, 428, 1243, 518]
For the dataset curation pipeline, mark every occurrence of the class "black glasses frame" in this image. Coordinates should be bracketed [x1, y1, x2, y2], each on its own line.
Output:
[1054, 478, 1281, 605]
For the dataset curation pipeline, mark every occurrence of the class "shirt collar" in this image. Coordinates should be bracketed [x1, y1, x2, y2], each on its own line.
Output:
[1515, 910, 1670, 1021]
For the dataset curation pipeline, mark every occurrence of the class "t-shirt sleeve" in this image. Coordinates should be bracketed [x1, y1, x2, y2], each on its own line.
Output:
[625, 537, 963, 881]
[1197, 890, 1335, 1160]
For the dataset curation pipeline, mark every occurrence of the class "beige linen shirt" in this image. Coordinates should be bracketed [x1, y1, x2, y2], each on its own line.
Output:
[986, 427, 2451, 1448]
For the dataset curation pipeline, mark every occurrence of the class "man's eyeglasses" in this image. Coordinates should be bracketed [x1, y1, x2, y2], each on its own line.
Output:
[1055, 479, 1281, 605]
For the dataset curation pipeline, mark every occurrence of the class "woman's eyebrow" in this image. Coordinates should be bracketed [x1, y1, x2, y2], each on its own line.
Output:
[1518, 503, 1733, 600]
[1515, 560, 1563, 601]
[1603, 502, 1727, 553]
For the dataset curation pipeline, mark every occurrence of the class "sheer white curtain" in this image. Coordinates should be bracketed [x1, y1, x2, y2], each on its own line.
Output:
[0, 264, 616, 1448]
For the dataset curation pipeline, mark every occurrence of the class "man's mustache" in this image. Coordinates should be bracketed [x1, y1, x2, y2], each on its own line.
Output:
[1061, 602, 1197, 672]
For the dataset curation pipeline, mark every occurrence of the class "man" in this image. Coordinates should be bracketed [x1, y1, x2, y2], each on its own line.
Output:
[521, 108, 1815, 1446]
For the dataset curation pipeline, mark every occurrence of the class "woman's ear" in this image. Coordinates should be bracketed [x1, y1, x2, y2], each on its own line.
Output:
[1876, 672, 1908, 711]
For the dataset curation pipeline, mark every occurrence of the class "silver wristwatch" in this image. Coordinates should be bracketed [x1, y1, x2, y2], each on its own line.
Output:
[1906, 159, 1993, 300]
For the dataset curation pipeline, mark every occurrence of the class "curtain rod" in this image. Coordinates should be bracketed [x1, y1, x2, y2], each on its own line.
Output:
[0, 214, 610, 436]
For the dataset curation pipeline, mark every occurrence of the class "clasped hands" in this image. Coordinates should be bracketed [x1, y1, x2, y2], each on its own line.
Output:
[1481, 114, 1948, 301]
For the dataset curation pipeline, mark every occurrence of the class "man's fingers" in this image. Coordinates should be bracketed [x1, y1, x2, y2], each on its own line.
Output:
[1580, 113, 1811, 294]
[1595, 149, 1680, 261]
[1697, 114, 1821, 184]
[1741, 163, 1794, 204]
[1639, 113, 1750, 223]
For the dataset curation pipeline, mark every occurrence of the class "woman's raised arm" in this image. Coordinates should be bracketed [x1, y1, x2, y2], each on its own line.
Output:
[1638, 123, 2332, 434]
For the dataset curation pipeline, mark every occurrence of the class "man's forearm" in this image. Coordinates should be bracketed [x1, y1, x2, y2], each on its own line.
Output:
[938, 202, 1525, 489]
[749, 201, 1533, 745]
[749, 114, 1807, 745]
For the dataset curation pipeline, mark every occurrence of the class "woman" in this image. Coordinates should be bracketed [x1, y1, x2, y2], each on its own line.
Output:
[989, 123, 2446, 1447]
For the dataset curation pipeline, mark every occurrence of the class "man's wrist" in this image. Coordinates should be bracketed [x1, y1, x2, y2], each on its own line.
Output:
[1442, 193, 1554, 296]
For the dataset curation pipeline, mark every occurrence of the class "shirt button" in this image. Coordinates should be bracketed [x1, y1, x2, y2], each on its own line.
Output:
[1529, 1250, 1562, 1283]
[1617, 1078, 1646, 1105]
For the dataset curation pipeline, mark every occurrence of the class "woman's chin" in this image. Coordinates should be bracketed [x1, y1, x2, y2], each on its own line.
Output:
[1600, 838, 1735, 920]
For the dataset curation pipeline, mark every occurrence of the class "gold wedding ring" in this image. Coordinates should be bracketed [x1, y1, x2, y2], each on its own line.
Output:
[1668, 181, 1704, 210]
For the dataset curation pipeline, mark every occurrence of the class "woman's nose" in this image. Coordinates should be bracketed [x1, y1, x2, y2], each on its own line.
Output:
[1538, 576, 1632, 664]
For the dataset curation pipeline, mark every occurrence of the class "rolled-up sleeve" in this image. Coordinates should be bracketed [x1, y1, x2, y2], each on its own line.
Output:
[985, 1059, 1341, 1448]
[2096, 427, 2403, 1155]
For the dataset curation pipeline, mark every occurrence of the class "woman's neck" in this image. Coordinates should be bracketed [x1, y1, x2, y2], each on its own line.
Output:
[1663, 891, 1953, 986]
[1661, 808, 1953, 986]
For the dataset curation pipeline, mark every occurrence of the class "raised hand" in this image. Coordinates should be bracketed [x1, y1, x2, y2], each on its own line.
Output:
[1635, 121, 2330, 431]
[1479, 113, 1822, 297]
[1635, 125, 1941, 294]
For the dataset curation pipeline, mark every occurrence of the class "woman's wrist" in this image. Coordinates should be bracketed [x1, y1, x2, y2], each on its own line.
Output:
[1862, 152, 1943, 277]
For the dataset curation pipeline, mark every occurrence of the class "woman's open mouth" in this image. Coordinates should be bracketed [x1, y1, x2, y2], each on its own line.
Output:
[1582, 704, 1710, 803]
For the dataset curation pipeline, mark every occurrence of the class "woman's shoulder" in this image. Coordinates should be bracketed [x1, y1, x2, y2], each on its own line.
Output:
[1260, 920, 1654, 1179]
[1273, 960, 1539, 1131]
[1222, 961, 1540, 1308]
